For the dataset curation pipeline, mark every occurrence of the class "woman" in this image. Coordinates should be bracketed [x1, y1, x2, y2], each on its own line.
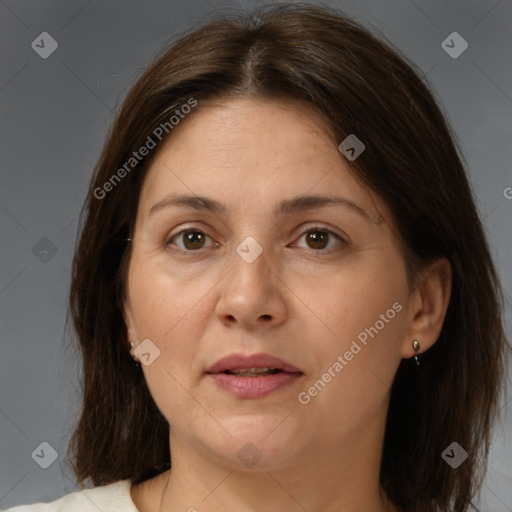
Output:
[7, 3, 508, 511]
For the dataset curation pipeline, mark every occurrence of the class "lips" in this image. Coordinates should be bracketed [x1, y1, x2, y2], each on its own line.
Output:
[206, 353, 304, 398]
[206, 353, 302, 375]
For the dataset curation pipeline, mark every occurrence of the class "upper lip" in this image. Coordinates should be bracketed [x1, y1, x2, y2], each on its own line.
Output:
[206, 353, 303, 374]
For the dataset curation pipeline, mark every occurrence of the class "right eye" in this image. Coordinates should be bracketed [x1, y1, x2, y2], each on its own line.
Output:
[165, 229, 218, 252]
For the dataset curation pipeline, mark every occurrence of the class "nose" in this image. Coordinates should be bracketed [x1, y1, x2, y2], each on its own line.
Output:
[215, 239, 288, 331]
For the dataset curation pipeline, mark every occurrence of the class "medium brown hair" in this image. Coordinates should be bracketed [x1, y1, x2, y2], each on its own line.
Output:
[66, 4, 509, 511]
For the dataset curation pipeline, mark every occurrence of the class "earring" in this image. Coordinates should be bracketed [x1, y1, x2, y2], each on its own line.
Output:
[412, 340, 420, 366]
[130, 342, 141, 368]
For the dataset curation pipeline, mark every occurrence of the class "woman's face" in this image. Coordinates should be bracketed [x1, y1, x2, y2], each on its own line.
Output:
[124, 97, 414, 471]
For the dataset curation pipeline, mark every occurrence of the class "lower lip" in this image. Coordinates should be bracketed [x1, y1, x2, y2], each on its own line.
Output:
[207, 372, 303, 398]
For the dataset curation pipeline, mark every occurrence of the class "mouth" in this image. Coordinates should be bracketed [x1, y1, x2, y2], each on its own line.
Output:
[206, 353, 304, 398]
[206, 353, 303, 375]
[221, 367, 282, 377]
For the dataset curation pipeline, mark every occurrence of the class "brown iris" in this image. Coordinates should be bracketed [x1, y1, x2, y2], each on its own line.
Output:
[305, 230, 329, 250]
[182, 230, 206, 250]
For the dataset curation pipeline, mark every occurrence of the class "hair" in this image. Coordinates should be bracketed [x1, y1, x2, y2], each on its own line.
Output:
[66, 3, 509, 511]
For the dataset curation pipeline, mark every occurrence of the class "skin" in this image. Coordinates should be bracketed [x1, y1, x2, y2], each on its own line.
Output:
[124, 97, 452, 512]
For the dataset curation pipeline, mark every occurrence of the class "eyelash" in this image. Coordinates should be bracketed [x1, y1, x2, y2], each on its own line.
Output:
[164, 225, 349, 255]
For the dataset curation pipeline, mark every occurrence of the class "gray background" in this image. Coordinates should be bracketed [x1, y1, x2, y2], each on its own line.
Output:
[1, 0, 511, 509]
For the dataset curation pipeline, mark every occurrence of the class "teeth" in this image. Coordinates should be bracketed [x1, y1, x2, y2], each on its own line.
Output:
[225, 367, 280, 377]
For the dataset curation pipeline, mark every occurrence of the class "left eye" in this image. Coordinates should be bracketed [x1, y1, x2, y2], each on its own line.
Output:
[294, 228, 346, 252]
[166, 227, 346, 253]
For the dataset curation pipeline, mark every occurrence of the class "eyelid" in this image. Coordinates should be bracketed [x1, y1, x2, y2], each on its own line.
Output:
[295, 222, 349, 244]
[164, 224, 218, 250]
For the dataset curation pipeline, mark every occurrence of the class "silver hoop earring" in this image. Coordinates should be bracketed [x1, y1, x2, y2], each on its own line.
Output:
[412, 340, 420, 366]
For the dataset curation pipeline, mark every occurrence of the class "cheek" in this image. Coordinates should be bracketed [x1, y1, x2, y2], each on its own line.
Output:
[304, 253, 407, 346]
[126, 256, 208, 385]
[294, 285, 405, 443]
[127, 259, 208, 425]
[128, 252, 200, 336]
[295, 251, 407, 406]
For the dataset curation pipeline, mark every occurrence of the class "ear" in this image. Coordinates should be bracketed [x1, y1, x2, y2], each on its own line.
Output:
[401, 257, 452, 359]
[123, 298, 138, 352]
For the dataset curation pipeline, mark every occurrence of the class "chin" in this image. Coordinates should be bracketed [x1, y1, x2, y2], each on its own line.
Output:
[200, 416, 306, 470]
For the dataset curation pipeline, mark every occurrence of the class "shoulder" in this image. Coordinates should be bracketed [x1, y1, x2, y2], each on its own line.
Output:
[2, 479, 138, 512]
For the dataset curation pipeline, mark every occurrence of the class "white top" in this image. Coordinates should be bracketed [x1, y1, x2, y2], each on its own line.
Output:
[2, 479, 139, 512]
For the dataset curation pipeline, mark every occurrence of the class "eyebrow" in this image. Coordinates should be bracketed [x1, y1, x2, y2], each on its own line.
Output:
[148, 193, 371, 221]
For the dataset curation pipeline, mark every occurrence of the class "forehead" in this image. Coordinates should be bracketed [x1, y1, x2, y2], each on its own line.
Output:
[137, 97, 383, 220]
